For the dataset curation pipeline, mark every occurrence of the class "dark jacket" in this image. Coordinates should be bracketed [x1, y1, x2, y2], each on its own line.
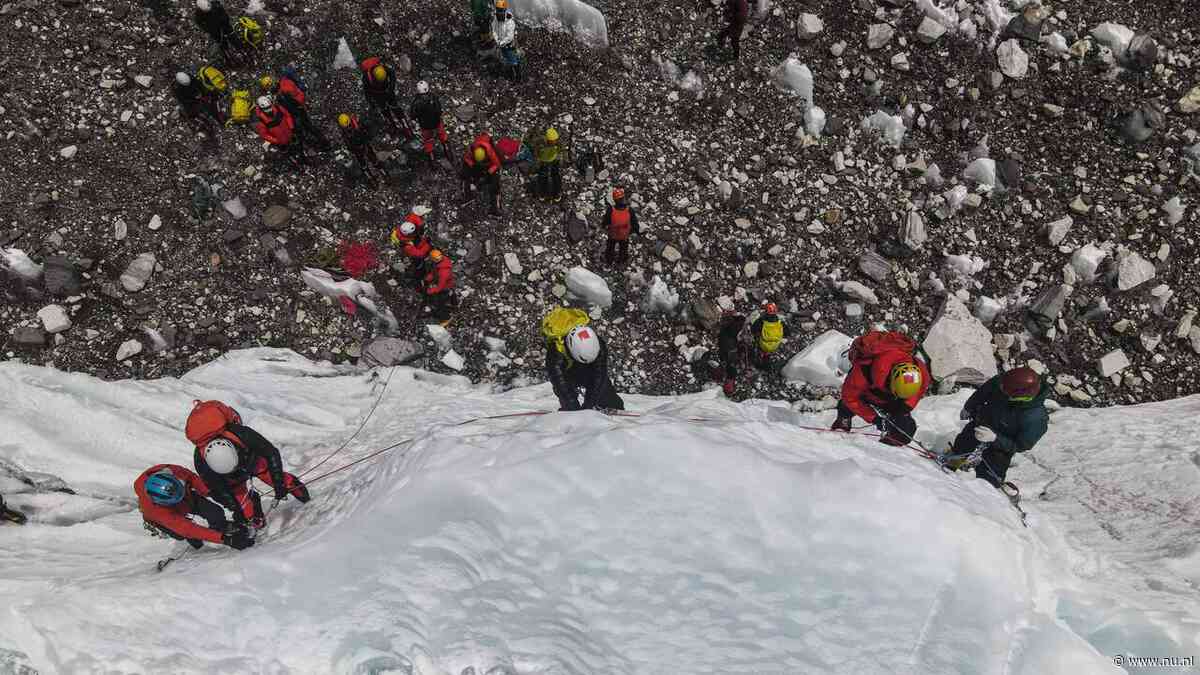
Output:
[961, 375, 1051, 454]
[194, 424, 287, 514]
[194, 1, 233, 41]
[339, 114, 374, 151]
[546, 338, 623, 411]
[409, 93, 442, 130]
[718, 314, 745, 361]
[725, 0, 749, 23]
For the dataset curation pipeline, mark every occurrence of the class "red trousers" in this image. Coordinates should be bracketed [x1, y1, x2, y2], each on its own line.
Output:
[230, 457, 303, 520]
[420, 122, 448, 154]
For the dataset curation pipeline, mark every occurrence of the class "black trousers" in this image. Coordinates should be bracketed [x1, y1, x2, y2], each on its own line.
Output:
[951, 427, 1014, 487]
[537, 162, 562, 198]
[717, 18, 747, 59]
[604, 238, 629, 263]
[837, 400, 916, 440]
[428, 290, 453, 321]
[291, 107, 330, 150]
[158, 496, 228, 548]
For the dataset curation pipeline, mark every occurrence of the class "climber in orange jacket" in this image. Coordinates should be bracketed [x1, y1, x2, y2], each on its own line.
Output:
[831, 330, 932, 446]
[422, 249, 455, 324]
[254, 95, 306, 168]
[135, 464, 254, 550]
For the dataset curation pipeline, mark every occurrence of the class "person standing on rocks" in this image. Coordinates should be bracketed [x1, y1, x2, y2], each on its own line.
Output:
[337, 112, 386, 183]
[391, 213, 432, 287]
[135, 464, 253, 550]
[545, 323, 625, 412]
[469, 0, 493, 49]
[716, 310, 747, 397]
[461, 132, 502, 214]
[831, 330, 932, 446]
[173, 71, 224, 138]
[409, 80, 450, 163]
[421, 249, 455, 326]
[193, 0, 236, 64]
[601, 186, 639, 265]
[534, 127, 563, 202]
[359, 56, 411, 137]
[254, 95, 306, 170]
[714, 0, 750, 61]
[950, 367, 1050, 488]
[187, 400, 311, 529]
[260, 68, 330, 152]
[749, 302, 784, 371]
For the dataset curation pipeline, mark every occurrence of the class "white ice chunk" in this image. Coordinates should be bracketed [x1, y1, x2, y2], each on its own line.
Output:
[510, 0, 609, 48]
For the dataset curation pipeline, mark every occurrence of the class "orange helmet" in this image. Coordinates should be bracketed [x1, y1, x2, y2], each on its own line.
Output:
[612, 187, 626, 201]
[764, 302, 778, 315]
[428, 249, 444, 262]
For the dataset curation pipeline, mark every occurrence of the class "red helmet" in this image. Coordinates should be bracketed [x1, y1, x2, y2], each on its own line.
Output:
[763, 302, 778, 315]
[1000, 367, 1041, 401]
[612, 187, 626, 202]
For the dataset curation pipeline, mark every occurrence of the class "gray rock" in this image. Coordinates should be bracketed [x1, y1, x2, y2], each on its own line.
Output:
[564, 266, 612, 308]
[691, 298, 721, 331]
[454, 104, 476, 122]
[37, 304, 71, 333]
[1122, 33, 1158, 71]
[119, 253, 156, 292]
[659, 244, 683, 263]
[867, 24, 894, 50]
[1097, 349, 1131, 377]
[565, 212, 589, 244]
[996, 39, 1029, 79]
[222, 229, 244, 245]
[1190, 326, 1200, 355]
[360, 337, 424, 367]
[222, 198, 247, 220]
[922, 295, 999, 385]
[43, 256, 81, 296]
[797, 13, 824, 40]
[12, 327, 47, 348]
[504, 252, 523, 275]
[901, 210, 927, 249]
[858, 250, 890, 283]
[1175, 310, 1197, 339]
[1003, 14, 1042, 42]
[262, 205, 292, 230]
[1029, 284, 1072, 325]
[917, 17, 946, 44]
[1116, 251, 1156, 291]
[115, 339, 143, 361]
[839, 280, 879, 305]
[1044, 216, 1074, 245]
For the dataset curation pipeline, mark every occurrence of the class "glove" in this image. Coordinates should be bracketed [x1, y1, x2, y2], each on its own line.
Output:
[222, 524, 255, 551]
[974, 426, 997, 443]
[830, 416, 852, 432]
[959, 408, 972, 421]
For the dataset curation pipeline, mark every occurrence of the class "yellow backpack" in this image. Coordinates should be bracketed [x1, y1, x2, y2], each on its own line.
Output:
[197, 66, 227, 95]
[541, 307, 590, 354]
[758, 318, 784, 353]
[236, 17, 263, 49]
[228, 89, 252, 124]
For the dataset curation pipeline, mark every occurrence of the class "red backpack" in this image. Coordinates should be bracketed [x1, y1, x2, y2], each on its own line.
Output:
[847, 330, 918, 368]
[185, 400, 242, 448]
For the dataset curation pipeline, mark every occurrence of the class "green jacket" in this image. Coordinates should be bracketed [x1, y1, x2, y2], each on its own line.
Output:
[470, 0, 491, 21]
[537, 144, 561, 165]
[962, 375, 1051, 454]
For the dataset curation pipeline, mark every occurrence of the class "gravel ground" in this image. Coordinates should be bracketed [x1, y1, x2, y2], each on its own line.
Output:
[1, 0, 1198, 406]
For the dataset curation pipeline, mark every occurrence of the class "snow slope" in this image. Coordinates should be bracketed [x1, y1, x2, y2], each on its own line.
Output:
[0, 349, 1197, 674]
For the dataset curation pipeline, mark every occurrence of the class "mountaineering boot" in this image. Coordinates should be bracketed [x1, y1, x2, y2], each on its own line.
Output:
[722, 378, 736, 397]
[292, 483, 311, 503]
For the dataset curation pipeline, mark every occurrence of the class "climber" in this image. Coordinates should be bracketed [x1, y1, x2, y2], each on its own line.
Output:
[390, 213, 432, 286]
[409, 80, 449, 162]
[602, 187, 640, 265]
[0, 492, 26, 524]
[716, 310, 747, 397]
[254, 95, 306, 169]
[469, 0, 493, 48]
[173, 71, 224, 136]
[534, 127, 563, 202]
[135, 464, 254, 550]
[749, 302, 785, 371]
[187, 400, 311, 528]
[261, 68, 330, 151]
[193, 0, 236, 63]
[546, 323, 624, 412]
[421, 249, 455, 325]
[337, 112, 386, 182]
[831, 330, 932, 446]
[359, 56, 410, 136]
[461, 132, 502, 214]
[951, 366, 1050, 488]
[491, 0, 521, 78]
[715, 0, 750, 61]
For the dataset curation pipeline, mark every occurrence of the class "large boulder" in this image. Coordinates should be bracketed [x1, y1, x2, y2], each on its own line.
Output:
[564, 266, 612, 309]
[642, 275, 679, 315]
[781, 330, 853, 387]
[43, 256, 81, 296]
[360, 337, 424, 367]
[119, 253, 156, 292]
[922, 296, 998, 385]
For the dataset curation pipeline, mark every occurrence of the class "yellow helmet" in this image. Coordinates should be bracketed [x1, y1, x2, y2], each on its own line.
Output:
[337, 113, 352, 128]
[545, 127, 559, 143]
[473, 147, 486, 162]
[889, 362, 924, 399]
[258, 75, 275, 90]
[372, 65, 388, 81]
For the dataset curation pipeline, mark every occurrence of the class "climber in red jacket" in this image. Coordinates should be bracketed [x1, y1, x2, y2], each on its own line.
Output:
[422, 248, 455, 325]
[134, 464, 254, 550]
[390, 213, 432, 286]
[832, 330, 932, 446]
[254, 95, 306, 168]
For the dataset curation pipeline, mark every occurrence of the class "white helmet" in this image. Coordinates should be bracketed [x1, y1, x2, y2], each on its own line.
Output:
[203, 438, 240, 475]
[399, 221, 417, 237]
[565, 326, 600, 364]
[256, 95, 273, 111]
[195, 0, 211, 11]
[175, 72, 191, 86]
[415, 80, 430, 95]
